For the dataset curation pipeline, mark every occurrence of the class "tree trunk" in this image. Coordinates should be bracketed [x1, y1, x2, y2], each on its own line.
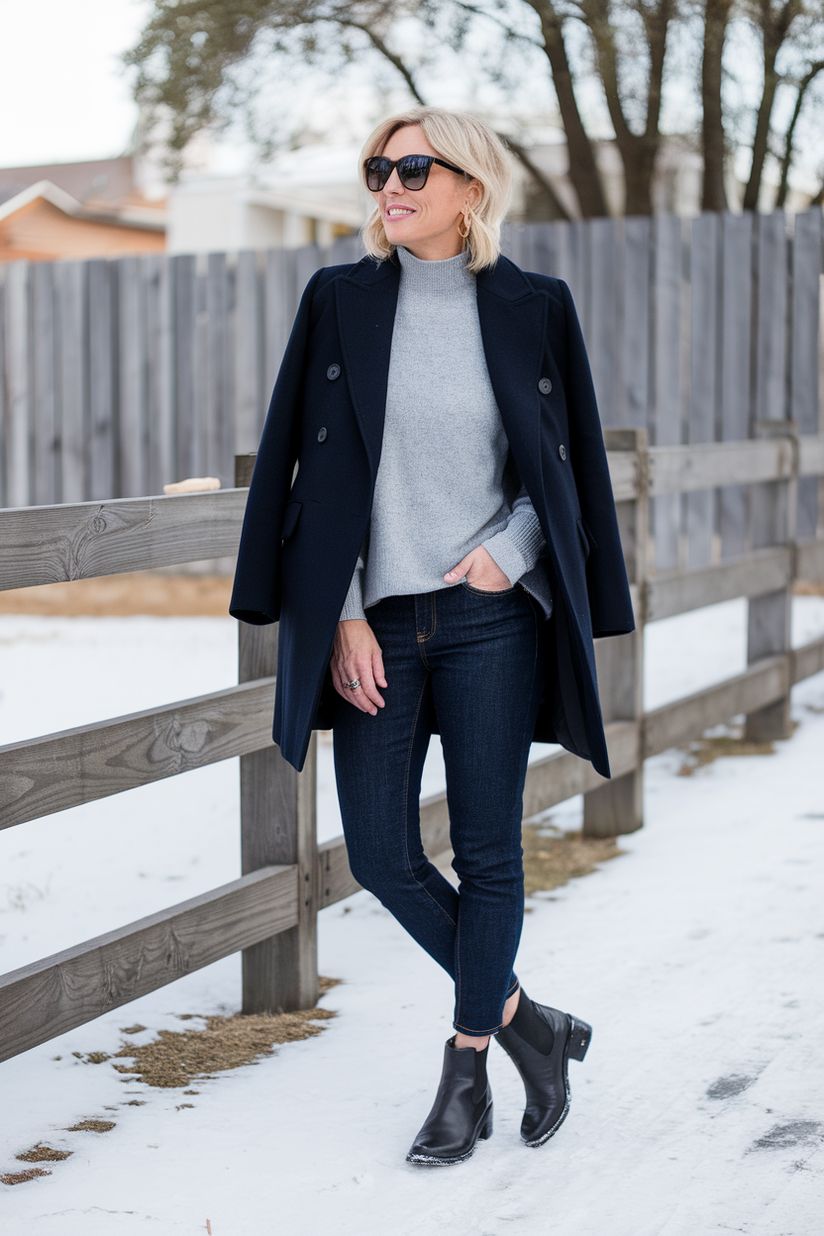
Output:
[580, 0, 673, 216]
[701, 0, 732, 211]
[743, 0, 801, 212]
[525, 0, 610, 217]
[775, 62, 824, 208]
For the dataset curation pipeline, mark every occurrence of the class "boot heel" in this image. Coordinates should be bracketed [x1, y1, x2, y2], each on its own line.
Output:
[568, 1018, 592, 1062]
[479, 1106, 493, 1140]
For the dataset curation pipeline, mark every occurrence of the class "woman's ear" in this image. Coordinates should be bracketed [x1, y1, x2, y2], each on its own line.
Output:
[465, 179, 483, 211]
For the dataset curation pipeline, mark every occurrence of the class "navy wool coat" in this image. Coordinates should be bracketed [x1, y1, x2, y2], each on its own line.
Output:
[230, 253, 634, 778]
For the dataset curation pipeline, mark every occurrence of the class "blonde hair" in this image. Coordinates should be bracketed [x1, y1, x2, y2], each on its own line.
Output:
[360, 108, 512, 274]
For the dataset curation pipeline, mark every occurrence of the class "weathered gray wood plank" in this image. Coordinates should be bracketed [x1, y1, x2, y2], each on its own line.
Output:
[145, 254, 175, 496]
[643, 654, 789, 758]
[588, 217, 619, 425]
[32, 262, 59, 505]
[647, 548, 790, 621]
[792, 211, 823, 539]
[622, 216, 651, 431]
[650, 439, 794, 495]
[0, 865, 298, 1064]
[719, 212, 753, 559]
[0, 676, 275, 830]
[55, 261, 87, 504]
[173, 253, 197, 482]
[0, 488, 246, 588]
[87, 259, 117, 501]
[687, 214, 720, 566]
[652, 213, 684, 570]
[318, 836, 361, 909]
[234, 250, 262, 456]
[5, 261, 31, 508]
[118, 256, 147, 498]
[791, 634, 824, 684]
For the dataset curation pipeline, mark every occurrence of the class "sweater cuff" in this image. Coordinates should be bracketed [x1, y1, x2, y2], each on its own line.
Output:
[483, 507, 546, 586]
[339, 561, 367, 621]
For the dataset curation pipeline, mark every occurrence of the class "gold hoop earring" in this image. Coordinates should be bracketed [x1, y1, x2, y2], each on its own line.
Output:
[458, 212, 472, 241]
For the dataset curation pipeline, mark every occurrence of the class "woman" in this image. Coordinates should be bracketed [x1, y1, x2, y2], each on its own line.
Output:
[231, 107, 634, 1166]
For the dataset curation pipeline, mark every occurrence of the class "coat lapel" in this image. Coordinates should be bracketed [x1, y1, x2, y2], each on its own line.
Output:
[335, 258, 401, 482]
[476, 259, 548, 507]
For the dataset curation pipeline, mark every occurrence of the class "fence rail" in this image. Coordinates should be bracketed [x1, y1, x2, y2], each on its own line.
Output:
[2, 424, 823, 1063]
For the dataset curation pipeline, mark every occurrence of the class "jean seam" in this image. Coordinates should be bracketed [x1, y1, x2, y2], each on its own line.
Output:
[402, 672, 456, 930]
[454, 1019, 505, 1035]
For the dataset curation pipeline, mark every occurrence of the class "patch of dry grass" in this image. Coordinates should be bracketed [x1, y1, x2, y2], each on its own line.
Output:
[522, 825, 622, 897]
[15, 1145, 72, 1163]
[1, 1168, 52, 1185]
[0, 573, 233, 617]
[112, 979, 341, 1089]
[678, 734, 775, 776]
[65, 1120, 116, 1133]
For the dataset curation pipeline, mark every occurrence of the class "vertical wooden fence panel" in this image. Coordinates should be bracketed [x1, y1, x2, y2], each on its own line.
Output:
[205, 253, 232, 487]
[5, 261, 32, 508]
[32, 262, 59, 506]
[588, 218, 620, 426]
[55, 260, 88, 504]
[651, 214, 683, 570]
[118, 257, 148, 499]
[145, 253, 175, 497]
[622, 217, 652, 433]
[687, 213, 720, 567]
[719, 212, 753, 559]
[173, 254, 197, 484]
[792, 209, 822, 542]
[88, 259, 118, 501]
[234, 250, 263, 457]
[263, 247, 296, 397]
[192, 253, 211, 482]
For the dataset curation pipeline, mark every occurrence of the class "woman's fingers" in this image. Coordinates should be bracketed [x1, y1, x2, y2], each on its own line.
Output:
[331, 621, 386, 714]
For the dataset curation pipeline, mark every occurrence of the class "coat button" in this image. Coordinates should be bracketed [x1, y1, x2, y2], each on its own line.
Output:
[317, 427, 328, 442]
[559, 444, 567, 460]
[538, 377, 552, 395]
[327, 364, 341, 381]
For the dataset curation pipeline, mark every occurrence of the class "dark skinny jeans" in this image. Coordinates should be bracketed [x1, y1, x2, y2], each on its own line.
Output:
[332, 582, 546, 1036]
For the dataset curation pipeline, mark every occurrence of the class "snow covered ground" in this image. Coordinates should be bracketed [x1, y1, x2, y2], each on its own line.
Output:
[1, 596, 823, 1234]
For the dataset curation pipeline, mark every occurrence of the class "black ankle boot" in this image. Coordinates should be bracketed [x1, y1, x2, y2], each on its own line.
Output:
[406, 1037, 493, 1166]
[496, 990, 592, 1147]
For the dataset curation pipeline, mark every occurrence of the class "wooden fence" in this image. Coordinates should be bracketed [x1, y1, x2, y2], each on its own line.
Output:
[1, 430, 823, 1062]
[2, 210, 822, 564]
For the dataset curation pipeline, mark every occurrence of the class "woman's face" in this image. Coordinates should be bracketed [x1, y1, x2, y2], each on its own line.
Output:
[370, 125, 480, 261]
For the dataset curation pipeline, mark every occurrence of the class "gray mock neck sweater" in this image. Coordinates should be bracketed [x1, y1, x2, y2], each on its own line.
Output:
[340, 245, 547, 621]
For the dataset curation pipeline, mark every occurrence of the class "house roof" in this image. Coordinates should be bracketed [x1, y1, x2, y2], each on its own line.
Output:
[0, 181, 166, 232]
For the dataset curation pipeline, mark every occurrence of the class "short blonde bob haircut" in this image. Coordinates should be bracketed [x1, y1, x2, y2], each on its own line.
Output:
[360, 107, 512, 274]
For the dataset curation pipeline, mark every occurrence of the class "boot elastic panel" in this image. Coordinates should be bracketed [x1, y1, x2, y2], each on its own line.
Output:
[508, 990, 555, 1055]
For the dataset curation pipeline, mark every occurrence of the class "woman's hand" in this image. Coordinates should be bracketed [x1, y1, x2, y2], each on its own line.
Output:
[331, 620, 387, 715]
[444, 546, 512, 591]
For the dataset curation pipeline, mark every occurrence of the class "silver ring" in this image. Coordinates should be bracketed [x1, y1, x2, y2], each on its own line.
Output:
[346, 678, 361, 691]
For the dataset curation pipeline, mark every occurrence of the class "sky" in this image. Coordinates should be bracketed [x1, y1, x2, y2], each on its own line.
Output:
[0, 0, 150, 167]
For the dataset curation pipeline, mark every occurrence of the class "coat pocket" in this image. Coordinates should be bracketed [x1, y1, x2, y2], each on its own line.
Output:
[280, 500, 302, 541]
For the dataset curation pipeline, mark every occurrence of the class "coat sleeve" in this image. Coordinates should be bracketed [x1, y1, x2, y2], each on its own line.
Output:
[559, 279, 635, 639]
[229, 268, 324, 625]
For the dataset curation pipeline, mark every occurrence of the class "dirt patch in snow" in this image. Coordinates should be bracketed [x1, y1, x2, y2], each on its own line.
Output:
[15, 1144, 72, 1163]
[522, 826, 621, 897]
[0, 1167, 52, 1185]
[678, 734, 775, 776]
[112, 979, 342, 1089]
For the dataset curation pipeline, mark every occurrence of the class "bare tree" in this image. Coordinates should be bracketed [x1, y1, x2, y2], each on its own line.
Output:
[701, 0, 733, 210]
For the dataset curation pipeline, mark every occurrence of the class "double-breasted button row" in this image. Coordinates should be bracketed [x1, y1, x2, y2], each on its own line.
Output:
[327, 364, 341, 381]
[317, 427, 328, 443]
[538, 377, 552, 395]
[559, 444, 567, 460]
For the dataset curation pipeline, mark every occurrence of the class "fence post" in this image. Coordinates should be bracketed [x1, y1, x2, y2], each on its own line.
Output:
[583, 428, 648, 837]
[235, 454, 319, 1013]
[744, 422, 797, 742]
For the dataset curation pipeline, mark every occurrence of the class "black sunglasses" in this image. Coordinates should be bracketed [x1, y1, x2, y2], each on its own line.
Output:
[364, 154, 468, 192]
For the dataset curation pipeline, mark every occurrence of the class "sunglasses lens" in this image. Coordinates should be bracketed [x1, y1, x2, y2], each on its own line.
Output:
[365, 158, 391, 191]
[398, 156, 432, 189]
